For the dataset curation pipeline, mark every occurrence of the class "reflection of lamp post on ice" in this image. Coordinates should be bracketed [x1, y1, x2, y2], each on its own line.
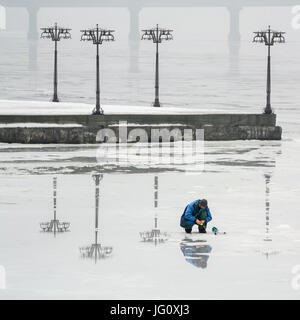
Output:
[140, 175, 168, 245]
[253, 26, 285, 115]
[40, 23, 71, 102]
[79, 174, 113, 263]
[80, 25, 115, 115]
[40, 177, 70, 235]
[264, 173, 272, 242]
[262, 173, 280, 259]
[141, 25, 173, 107]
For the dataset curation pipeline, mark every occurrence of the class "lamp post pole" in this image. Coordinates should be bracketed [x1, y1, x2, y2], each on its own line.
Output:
[81, 25, 115, 115]
[266, 28, 272, 114]
[53, 32, 59, 102]
[154, 27, 160, 107]
[142, 24, 173, 107]
[253, 26, 285, 114]
[96, 39, 101, 114]
[41, 23, 71, 103]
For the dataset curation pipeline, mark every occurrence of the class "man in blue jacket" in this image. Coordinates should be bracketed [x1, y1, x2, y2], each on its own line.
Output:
[180, 199, 212, 233]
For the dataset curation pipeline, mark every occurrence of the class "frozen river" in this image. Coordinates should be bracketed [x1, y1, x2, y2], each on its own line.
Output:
[0, 132, 300, 299]
[1, 6, 300, 299]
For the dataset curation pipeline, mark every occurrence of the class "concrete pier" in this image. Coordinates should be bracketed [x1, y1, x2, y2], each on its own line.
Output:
[0, 113, 282, 143]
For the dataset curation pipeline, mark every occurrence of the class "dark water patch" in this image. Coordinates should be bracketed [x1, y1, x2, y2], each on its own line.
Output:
[0, 156, 98, 164]
[0, 202, 16, 205]
[205, 147, 259, 155]
[206, 160, 276, 167]
[65, 157, 98, 163]
[0, 146, 98, 153]
[18, 165, 186, 175]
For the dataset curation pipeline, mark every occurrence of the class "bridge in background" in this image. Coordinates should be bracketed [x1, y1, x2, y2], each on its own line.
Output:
[0, 0, 298, 41]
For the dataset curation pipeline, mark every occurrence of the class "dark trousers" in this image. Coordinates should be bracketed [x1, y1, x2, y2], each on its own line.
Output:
[185, 221, 207, 234]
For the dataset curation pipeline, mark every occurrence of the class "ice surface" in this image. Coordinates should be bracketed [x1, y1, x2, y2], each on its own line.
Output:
[0, 131, 299, 299]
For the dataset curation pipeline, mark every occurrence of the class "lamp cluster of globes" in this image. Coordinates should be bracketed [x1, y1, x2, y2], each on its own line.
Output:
[253, 26, 285, 45]
[40, 24, 175, 44]
[40, 23, 72, 41]
[141, 26, 173, 42]
[80, 27, 115, 43]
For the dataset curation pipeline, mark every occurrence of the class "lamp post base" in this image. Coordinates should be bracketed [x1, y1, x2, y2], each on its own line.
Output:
[92, 107, 104, 115]
[52, 97, 59, 103]
[153, 100, 160, 108]
[264, 105, 273, 115]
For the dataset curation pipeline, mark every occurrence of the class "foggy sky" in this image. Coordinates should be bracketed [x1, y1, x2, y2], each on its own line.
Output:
[1, 1, 300, 41]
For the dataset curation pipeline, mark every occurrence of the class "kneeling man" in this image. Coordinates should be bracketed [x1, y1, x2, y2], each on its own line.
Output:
[180, 199, 212, 233]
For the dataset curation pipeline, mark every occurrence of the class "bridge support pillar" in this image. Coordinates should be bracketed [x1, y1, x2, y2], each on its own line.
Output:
[128, 5, 141, 72]
[228, 41, 241, 75]
[128, 6, 141, 42]
[228, 5, 242, 43]
[27, 5, 39, 40]
[129, 40, 140, 73]
[0, 6, 6, 30]
[28, 40, 38, 71]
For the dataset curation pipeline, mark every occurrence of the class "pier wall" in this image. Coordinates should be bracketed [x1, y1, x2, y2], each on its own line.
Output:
[0, 113, 281, 143]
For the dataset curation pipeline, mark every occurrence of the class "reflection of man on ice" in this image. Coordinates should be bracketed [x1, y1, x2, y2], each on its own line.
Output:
[180, 238, 212, 269]
[180, 199, 212, 234]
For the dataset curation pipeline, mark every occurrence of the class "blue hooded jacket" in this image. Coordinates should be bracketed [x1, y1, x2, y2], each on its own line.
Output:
[180, 199, 212, 228]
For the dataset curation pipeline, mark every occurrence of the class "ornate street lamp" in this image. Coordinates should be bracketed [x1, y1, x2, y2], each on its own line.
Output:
[40, 177, 70, 235]
[81, 25, 115, 115]
[40, 23, 71, 102]
[79, 174, 113, 263]
[141, 25, 173, 107]
[140, 175, 168, 245]
[253, 26, 285, 114]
